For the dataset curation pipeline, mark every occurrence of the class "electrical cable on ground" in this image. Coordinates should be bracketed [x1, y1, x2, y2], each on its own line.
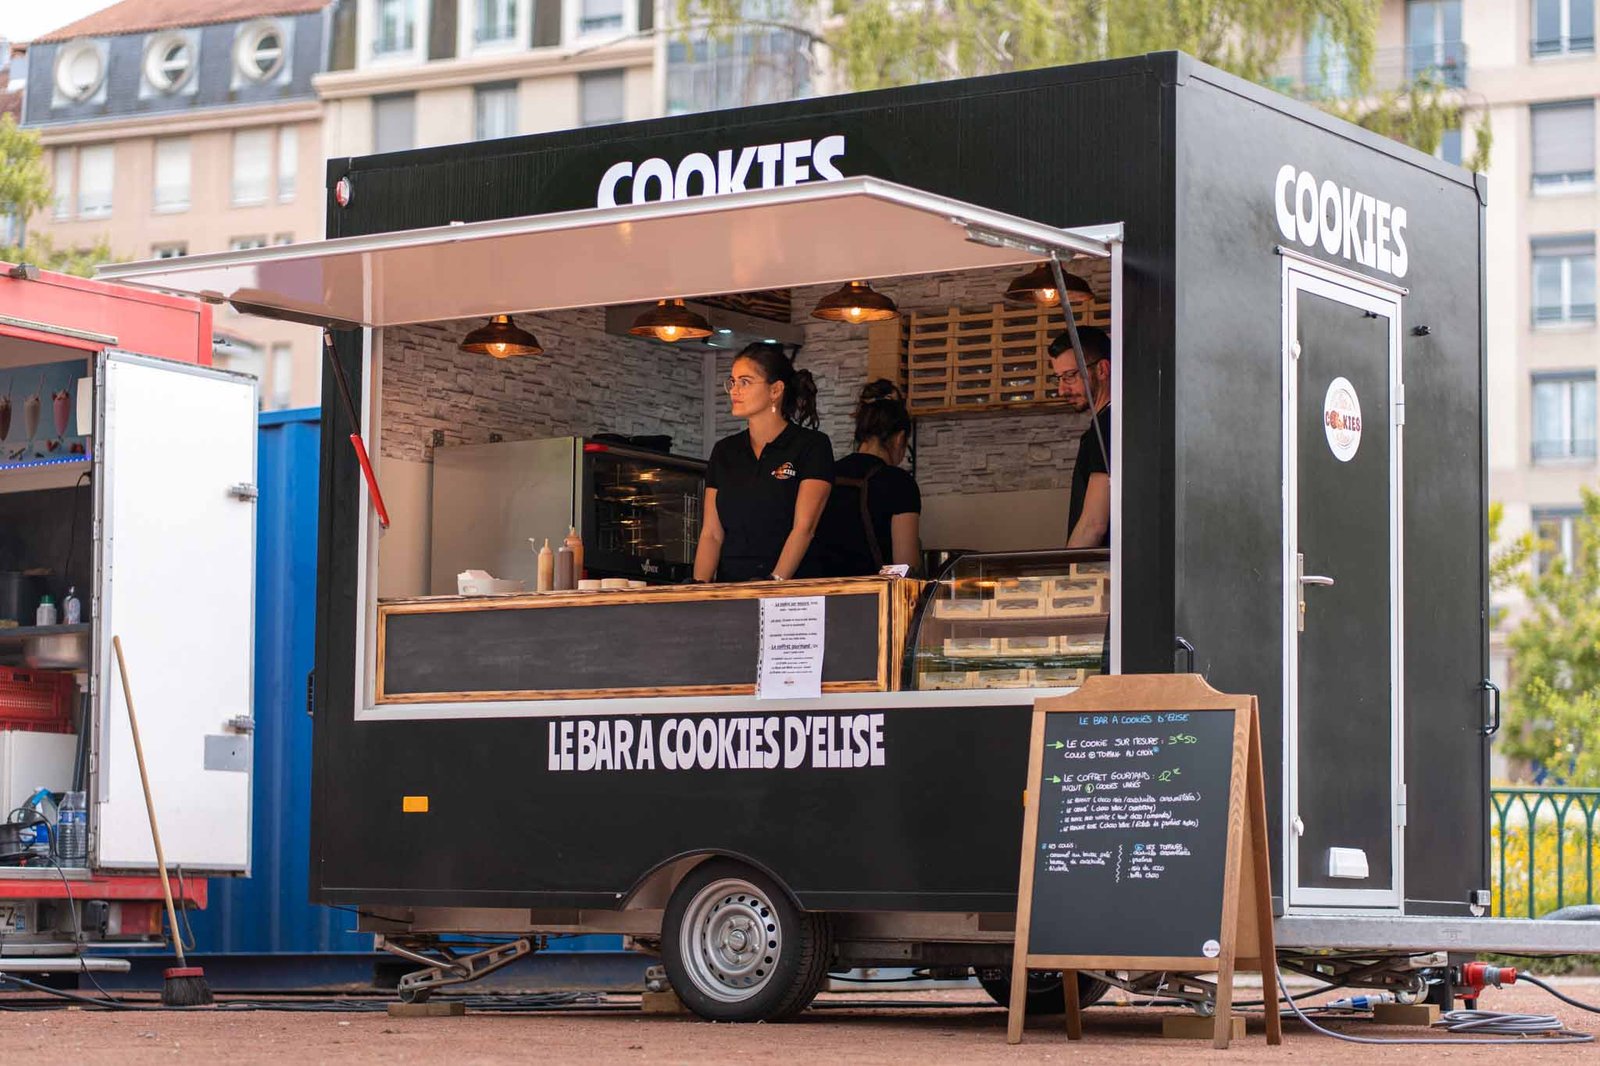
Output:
[1275, 966, 1595, 1045]
[1519, 974, 1600, 1015]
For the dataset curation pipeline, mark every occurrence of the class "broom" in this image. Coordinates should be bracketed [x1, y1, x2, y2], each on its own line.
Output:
[112, 635, 214, 1007]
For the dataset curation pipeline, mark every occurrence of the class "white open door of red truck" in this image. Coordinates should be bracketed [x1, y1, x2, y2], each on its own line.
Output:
[91, 351, 257, 873]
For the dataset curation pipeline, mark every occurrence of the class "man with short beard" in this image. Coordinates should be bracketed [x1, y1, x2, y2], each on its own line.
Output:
[1048, 326, 1112, 548]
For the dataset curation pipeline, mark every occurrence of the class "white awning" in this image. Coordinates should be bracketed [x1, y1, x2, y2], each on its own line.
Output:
[96, 177, 1117, 329]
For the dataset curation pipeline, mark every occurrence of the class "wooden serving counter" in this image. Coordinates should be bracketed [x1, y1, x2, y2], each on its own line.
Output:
[375, 577, 924, 703]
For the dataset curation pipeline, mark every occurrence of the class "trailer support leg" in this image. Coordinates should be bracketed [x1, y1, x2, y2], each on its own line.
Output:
[377, 934, 534, 1003]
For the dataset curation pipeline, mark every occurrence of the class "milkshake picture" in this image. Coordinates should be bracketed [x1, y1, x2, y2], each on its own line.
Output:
[53, 388, 72, 439]
[23, 389, 40, 445]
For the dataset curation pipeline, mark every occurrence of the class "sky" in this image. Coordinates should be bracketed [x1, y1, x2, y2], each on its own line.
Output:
[4, 0, 121, 43]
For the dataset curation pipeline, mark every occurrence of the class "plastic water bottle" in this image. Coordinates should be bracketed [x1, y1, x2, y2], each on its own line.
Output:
[57, 791, 87, 865]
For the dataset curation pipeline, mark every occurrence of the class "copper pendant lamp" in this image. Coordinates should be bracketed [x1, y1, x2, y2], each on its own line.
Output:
[1004, 263, 1094, 309]
[810, 280, 899, 323]
[460, 314, 543, 358]
[629, 299, 714, 342]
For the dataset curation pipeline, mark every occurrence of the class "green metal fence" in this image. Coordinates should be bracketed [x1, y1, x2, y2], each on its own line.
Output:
[1491, 787, 1600, 918]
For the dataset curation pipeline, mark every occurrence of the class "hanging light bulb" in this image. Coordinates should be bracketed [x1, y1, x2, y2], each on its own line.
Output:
[629, 299, 713, 342]
[459, 314, 543, 358]
[811, 280, 899, 323]
[1004, 263, 1094, 309]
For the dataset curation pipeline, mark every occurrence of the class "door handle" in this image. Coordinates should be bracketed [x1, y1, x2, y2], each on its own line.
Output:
[1295, 553, 1333, 632]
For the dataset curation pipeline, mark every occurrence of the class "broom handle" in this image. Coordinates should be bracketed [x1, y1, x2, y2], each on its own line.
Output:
[111, 636, 187, 969]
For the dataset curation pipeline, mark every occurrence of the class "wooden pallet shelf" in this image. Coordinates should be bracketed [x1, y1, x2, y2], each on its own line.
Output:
[901, 292, 1111, 416]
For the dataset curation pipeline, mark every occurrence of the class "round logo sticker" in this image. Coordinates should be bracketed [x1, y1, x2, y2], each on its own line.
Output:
[1322, 376, 1363, 463]
[1202, 939, 1221, 959]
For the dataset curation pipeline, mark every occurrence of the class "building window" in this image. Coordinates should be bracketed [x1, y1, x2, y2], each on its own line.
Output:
[666, 2, 812, 116]
[474, 83, 518, 140]
[374, 0, 419, 55]
[1533, 507, 1585, 574]
[1405, 0, 1466, 86]
[1436, 124, 1463, 166]
[580, 0, 625, 33]
[373, 93, 416, 153]
[142, 32, 196, 95]
[152, 242, 187, 258]
[1301, 21, 1353, 98]
[230, 236, 269, 251]
[579, 70, 626, 126]
[273, 232, 295, 245]
[1533, 235, 1597, 326]
[1531, 100, 1595, 191]
[53, 40, 106, 104]
[235, 20, 288, 83]
[51, 149, 73, 219]
[1532, 371, 1597, 462]
[278, 127, 298, 203]
[232, 129, 273, 205]
[76, 144, 114, 219]
[270, 343, 294, 410]
[475, 0, 518, 42]
[153, 137, 191, 213]
[1533, 0, 1596, 56]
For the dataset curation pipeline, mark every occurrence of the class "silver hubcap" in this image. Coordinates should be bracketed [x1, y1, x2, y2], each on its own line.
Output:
[679, 878, 782, 1003]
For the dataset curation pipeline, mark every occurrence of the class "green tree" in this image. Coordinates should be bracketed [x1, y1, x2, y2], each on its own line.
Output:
[1, 233, 121, 278]
[674, 0, 1488, 168]
[1501, 489, 1600, 787]
[0, 114, 51, 236]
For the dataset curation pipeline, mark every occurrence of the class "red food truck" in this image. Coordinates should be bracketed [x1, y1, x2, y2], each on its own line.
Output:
[0, 264, 257, 980]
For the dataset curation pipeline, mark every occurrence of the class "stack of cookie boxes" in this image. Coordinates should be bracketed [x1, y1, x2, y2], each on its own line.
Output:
[923, 559, 1110, 690]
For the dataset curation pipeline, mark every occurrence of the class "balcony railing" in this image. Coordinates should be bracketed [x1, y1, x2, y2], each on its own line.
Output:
[1533, 437, 1599, 462]
[1492, 787, 1600, 918]
[1269, 41, 1469, 102]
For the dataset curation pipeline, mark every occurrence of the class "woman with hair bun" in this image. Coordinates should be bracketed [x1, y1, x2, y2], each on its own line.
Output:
[807, 379, 922, 577]
[693, 342, 834, 582]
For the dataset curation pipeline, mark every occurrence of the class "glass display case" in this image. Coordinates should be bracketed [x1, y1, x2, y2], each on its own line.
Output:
[909, 549, 1110, 691]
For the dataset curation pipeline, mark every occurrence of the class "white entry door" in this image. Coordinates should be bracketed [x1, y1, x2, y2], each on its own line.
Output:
[1282, 259, 1405, 910]
[92, 352, 257, 872]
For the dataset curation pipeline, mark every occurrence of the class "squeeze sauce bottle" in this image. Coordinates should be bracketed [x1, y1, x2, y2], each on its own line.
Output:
[554, 542, 575, 591]
[564, 526, 584, 581]
[534, 538, 554, 592]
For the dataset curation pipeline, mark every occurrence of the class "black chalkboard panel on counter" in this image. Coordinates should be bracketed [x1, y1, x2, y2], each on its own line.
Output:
[1026, 707, 1235, 960]
[376, 578, 918, 701]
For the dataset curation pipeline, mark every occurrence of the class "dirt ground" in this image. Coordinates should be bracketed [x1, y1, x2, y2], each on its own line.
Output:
[8, 980, 1600, 1064]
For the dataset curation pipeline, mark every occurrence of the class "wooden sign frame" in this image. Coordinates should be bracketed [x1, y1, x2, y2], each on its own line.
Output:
[1006, 674, 1281, 1048]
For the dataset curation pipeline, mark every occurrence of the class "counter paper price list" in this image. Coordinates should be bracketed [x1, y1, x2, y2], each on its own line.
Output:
[1028, 709, 1233, 960]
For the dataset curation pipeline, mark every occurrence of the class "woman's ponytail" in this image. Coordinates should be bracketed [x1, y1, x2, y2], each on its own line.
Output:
[789, 368, 819, 429]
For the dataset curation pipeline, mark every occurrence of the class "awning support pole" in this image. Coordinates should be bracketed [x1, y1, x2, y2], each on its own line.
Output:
[1047, 254, 1110, 473]
[323, 330, 391, 530]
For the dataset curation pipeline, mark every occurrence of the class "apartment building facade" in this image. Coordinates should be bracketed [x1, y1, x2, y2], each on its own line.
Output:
[315, 0, 657, 161]
[21, 0, 336, 409]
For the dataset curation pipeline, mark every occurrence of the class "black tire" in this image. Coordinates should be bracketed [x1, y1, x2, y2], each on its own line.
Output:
[661, 859, 832, 1022]
[976, 969, 1109, 1014]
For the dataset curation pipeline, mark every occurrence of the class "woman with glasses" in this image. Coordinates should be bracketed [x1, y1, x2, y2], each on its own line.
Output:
[693, 343, 834, 582]
[807, 379, 922, 577]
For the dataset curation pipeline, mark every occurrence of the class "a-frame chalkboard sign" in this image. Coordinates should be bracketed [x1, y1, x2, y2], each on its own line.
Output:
[1006, 675, 1281, 1048]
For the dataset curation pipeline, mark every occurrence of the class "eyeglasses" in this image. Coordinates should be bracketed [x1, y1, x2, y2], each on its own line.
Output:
[724, 376, 768, 394]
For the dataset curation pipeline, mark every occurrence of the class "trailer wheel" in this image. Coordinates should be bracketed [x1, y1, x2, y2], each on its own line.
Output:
[976, 969, 1109, 1014]
[661, 859, 831, 1022]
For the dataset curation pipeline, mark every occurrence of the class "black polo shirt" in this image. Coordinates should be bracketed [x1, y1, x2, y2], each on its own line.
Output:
[1067, 404, 1112, 545]
[706, 422, 835, 581]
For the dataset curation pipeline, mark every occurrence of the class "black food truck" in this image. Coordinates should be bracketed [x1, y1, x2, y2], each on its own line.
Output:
[100, 52, 1599, 1021]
